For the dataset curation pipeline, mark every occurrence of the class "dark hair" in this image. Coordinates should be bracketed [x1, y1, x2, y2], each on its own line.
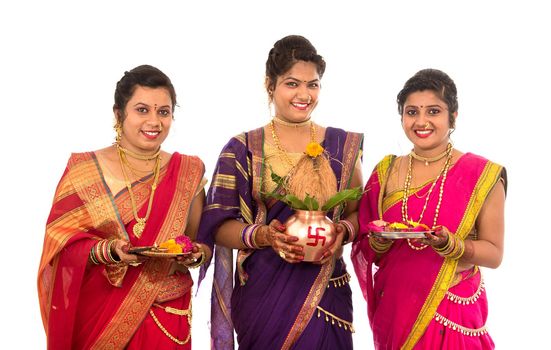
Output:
[265, 35, 326, 93]
[113, 65, 177, 123]
[397, 69, 458, 128]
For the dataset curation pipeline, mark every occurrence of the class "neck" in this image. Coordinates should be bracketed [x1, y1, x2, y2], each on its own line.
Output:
[272, 116, 311, 128]
[115, 142, 161, 161]
[410, 143, 452, 166]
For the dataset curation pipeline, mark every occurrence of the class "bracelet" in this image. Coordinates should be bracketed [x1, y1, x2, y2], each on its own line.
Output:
[186, 248, 206, 269]
[339, 219, 356, 244]
[241, 224, 261, 249]
[89, 239, 122, 265]
[433, 234, 465, 260]
[106, 239, 122, 263]
[368, 236, 393, 254]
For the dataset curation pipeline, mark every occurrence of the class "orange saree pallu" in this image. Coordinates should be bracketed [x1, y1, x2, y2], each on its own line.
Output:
[38, 152, 204, 349]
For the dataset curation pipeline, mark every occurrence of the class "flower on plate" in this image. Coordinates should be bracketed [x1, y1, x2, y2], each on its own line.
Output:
[159, 235, 193, 254]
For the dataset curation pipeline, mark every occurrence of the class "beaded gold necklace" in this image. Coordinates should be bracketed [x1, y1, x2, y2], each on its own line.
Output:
[116, 145, 161, 237]
[401, 143, 453, 250]
[409, 147, 449, 166]
[269, 119, 316, 168]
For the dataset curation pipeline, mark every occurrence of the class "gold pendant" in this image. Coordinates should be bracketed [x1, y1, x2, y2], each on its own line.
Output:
[133, 219, 146, 237]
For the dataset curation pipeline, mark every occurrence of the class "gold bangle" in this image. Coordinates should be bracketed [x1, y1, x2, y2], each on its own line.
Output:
[186, 249, 206, 269]
[369, 236, 393, 254]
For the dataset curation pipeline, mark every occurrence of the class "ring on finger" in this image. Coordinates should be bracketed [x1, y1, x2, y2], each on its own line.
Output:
[279, 250, 286, 259]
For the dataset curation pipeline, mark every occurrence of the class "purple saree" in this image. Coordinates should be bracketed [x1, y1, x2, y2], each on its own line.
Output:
[352, 153, 506, 349]
[197, 127, 363, 350]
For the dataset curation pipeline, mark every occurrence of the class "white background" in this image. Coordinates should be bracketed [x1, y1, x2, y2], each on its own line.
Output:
[1, 0, 549, 348]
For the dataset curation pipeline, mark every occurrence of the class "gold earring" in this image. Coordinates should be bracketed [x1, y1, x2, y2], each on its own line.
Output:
[114, 123, 122, 143]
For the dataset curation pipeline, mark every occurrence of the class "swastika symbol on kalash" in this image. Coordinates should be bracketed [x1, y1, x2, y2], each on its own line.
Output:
[306, 226, 326, 247]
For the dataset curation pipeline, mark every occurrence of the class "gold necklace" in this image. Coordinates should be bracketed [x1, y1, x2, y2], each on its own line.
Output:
[272, 116, 311, 128]
[120, 151, 156, 184]
[117, 143, 161, 161]
[269, 119, 316, 168]
[401, 143, 453, 250]
[410, 146, 450, 166]
[117, 146, 161, 237]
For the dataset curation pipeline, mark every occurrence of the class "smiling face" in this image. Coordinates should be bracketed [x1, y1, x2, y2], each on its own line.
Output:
[270, 60, 321, 123]
[115, 85, 173, 154]
[401, 90, 456, 155]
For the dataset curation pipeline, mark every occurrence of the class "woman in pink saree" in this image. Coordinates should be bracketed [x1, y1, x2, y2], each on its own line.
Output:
[38, 65, 209, 349]
[352, 69, 506, 349]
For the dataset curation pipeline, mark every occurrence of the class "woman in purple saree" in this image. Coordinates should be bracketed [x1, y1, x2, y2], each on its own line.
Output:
[197, 35, 363, 349]
[352, 69, 506, 349]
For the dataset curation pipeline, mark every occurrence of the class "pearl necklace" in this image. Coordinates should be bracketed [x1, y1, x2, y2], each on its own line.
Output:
[269, 119, 316, 168]
[402, 143, 453, 250]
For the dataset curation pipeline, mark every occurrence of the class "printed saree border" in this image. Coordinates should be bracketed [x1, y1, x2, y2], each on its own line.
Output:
[281, 258, 336, 350]
[282, 130, 360, 349]
[91, 155, 203, 349]
[401, 160, 503, 349]
[376, 155, 397, 219]
[333, 131, 363, 220]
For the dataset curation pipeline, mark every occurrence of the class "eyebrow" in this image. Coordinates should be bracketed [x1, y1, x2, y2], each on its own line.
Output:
[133, 102, 171, 109]
[405, 104, 444, 109]
[281, 77, 320, 83]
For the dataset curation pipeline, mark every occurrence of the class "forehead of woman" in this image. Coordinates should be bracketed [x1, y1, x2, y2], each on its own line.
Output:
[277, 61, 320, 82]
[126, 86, 173, 108]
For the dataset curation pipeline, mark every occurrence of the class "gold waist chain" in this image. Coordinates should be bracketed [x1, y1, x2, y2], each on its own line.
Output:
[328, 272, 351, 288]
[316, 306, 355, 333]
[149, 301, 192, 345]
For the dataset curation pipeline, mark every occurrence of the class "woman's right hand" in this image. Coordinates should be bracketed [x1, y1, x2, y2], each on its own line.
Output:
[112, 239, 142, 265]
[257, 219, 304, 263]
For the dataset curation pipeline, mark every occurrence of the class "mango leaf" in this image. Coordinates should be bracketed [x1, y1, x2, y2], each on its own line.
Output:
[321, 187, 363, 211]
[270, 168, 286, 187]
[284, 194, 308, 210]
[303, 194, 319, 211]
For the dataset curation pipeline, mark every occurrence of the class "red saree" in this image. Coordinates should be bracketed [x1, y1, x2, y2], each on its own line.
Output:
[352, 153, 505, 349]
[38, 152, 204, 349]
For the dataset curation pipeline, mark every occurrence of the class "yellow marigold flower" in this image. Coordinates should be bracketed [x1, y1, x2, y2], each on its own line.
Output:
[159, 239, 176, 249]
[305, 142, 324, 158]
[167, 244, 183, 254]
[388, 222, 408, 230]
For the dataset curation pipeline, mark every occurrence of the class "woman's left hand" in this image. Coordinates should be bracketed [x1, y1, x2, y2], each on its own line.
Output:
[419, 225, 450, 248]
[175, 242, 206, 267]
[313, 223, 345, 265]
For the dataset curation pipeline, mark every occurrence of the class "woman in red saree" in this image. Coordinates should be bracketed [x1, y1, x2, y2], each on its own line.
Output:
[38, 65, 209, 349]
[352, 69, 506, 349]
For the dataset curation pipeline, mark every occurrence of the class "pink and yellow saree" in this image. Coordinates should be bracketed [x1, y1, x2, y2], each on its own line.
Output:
[38, 152, 204, 349]
[352, 153, 505, 349]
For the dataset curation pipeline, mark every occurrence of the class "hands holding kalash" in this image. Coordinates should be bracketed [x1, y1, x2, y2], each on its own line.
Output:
[252, 219, 348, 265]
[100, 237, 210, 268]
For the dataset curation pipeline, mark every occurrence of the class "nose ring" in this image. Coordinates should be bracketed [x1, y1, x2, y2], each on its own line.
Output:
[307, 96, 312, 103]
[424, 122, 430, 129]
